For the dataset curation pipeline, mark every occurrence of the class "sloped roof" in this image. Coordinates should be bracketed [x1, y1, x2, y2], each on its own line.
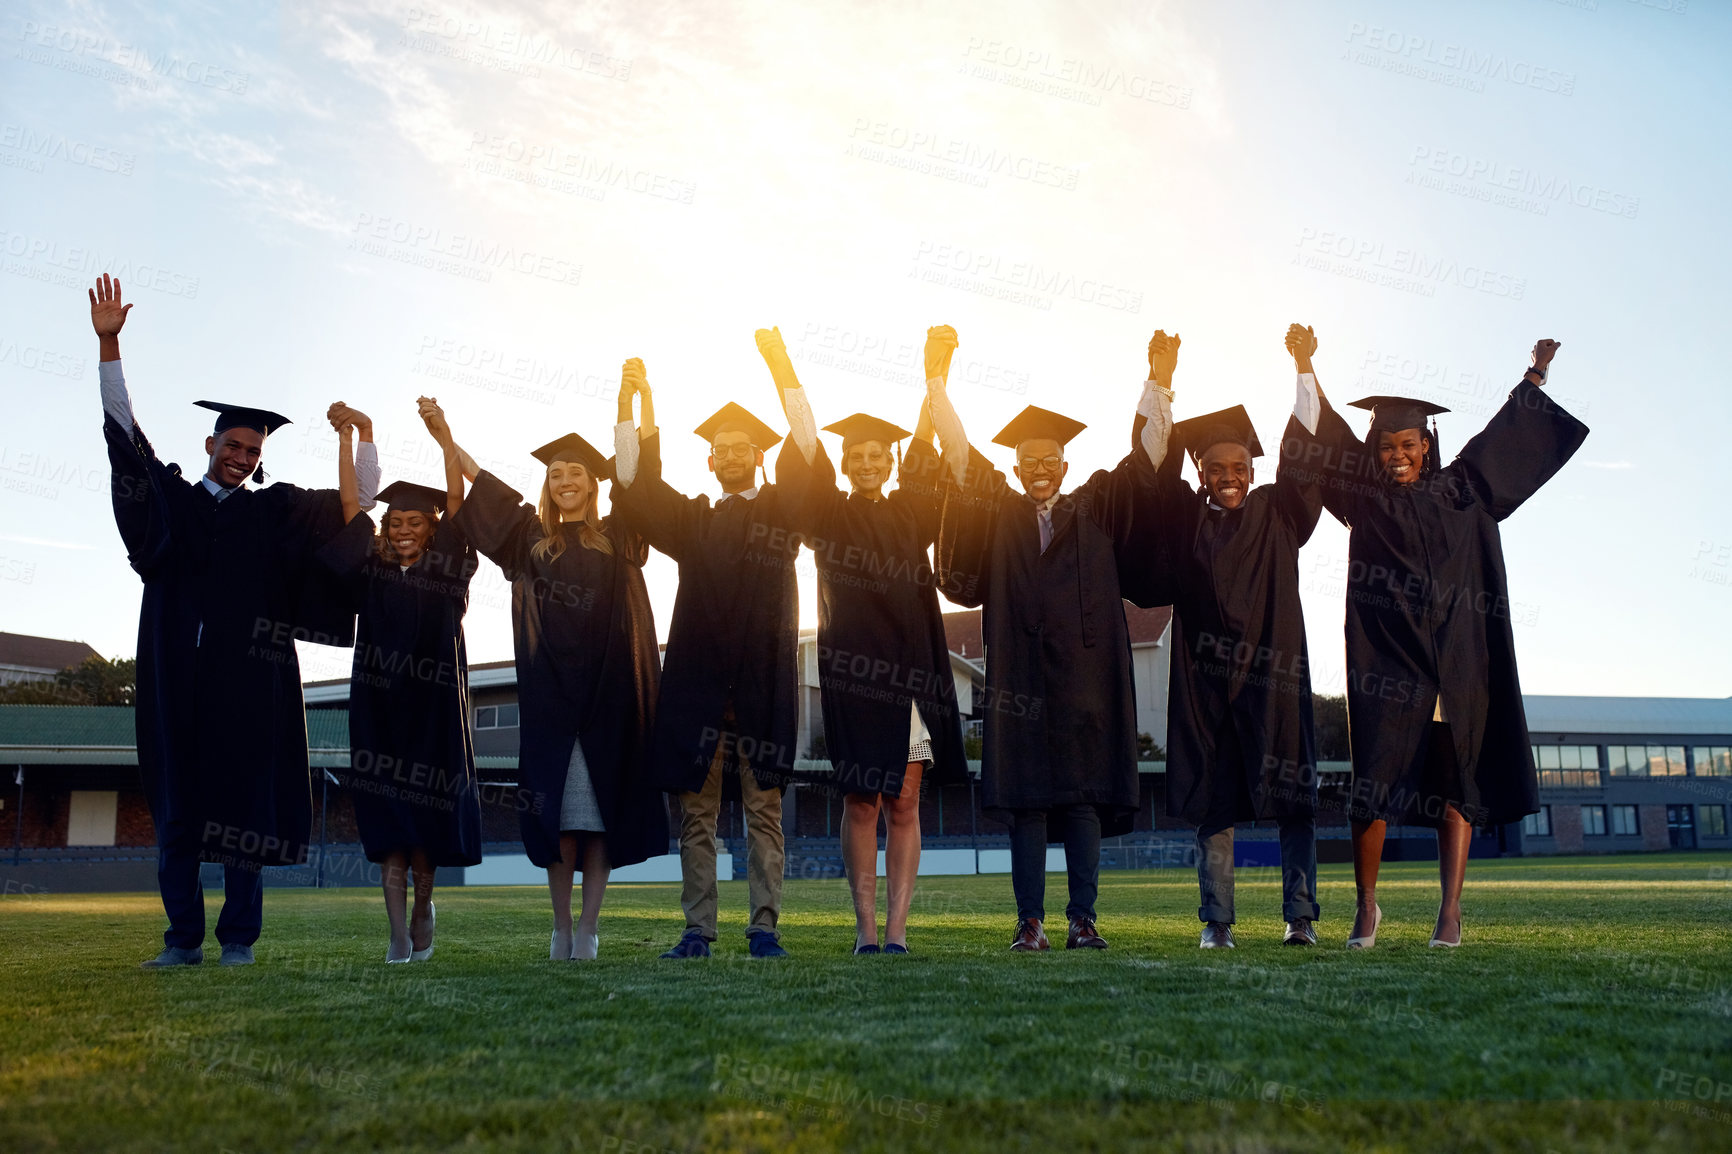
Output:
[1524, 696, 1732, 738]
[0, 633, 101, 674]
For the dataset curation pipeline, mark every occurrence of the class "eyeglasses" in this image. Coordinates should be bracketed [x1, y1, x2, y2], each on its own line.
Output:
[711, 444, 757, 461]
[1019, 455, 1063, 472]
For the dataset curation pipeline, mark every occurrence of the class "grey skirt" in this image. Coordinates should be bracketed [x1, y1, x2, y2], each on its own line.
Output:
[559, 737, 606, 833]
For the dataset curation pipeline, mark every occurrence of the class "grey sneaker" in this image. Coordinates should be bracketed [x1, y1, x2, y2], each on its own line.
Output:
[1283, 919, 1317, 946]
[1199, 922, 1236, 949]
[219, 944, 255, 966]
[141, 946, 203, 968]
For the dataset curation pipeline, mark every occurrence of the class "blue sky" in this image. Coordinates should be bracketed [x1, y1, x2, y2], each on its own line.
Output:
[3, 0, 1727, 696]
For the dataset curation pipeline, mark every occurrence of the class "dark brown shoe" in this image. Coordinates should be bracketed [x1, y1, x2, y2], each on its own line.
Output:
[1199, 921, 1235, 949]
[1066, 918, 1108, 950]
[1008, 918, 1050, 952]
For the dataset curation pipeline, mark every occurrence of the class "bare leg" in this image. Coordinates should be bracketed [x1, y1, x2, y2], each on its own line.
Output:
[576, 834, 610, 938]
[381, 851, 410, 958]
[1434, 805, 1471, 944]
[1350, 819, 1386, 940]
[408, 849, 436, 952]
[547, 832, 578, 956]
[884, 762, 924, 949]
[841, 793, 882, 950]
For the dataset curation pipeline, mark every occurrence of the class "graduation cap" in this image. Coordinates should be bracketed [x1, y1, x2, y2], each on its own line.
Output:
[1349, 395, 1448, 474]
[531, 432, 615, 481]
[1348, 395, 1449, 434]
[694, 402, 782, 449]
[824, 413, 912, 454]
[194, 400, 292, 436]
[991, 405, 1087, 451]
[1173, 405, 1263, 464]
[376, 480, 446, 516]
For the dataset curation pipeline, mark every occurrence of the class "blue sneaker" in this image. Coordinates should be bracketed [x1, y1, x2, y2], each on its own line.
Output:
[660, 931, 712, 959]
[748, 931, 788, 958]
[141, 946, 203, 968]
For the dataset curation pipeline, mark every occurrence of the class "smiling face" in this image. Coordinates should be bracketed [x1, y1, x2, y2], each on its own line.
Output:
[1012, 437, 1069, 501]
[546, 460, 594, 518]
[708, 430, 762, 492]
[384, 509, 436, 564]
[1197, 442, 1254, 510]
[843, 439, 893, 498]
[203, 426, 264, 488]
[1376, 428, 1430, 485]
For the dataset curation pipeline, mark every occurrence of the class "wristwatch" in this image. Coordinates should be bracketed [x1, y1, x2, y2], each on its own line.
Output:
[1524, 364, 1547, 381]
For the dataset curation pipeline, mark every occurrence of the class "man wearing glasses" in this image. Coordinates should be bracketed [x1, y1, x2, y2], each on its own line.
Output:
[926, 364, 1159, 952]
[612, 370, 802, 959]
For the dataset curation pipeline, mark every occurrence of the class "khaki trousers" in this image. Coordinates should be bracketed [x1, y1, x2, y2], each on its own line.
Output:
[678, 743, 785, 938]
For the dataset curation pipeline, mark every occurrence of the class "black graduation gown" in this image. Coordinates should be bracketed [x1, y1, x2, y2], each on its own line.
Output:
[609, 433, 802, 795]
[1121, 416, 1323, 825]
[106, 415, 350, 870]
[317, 514, 482, 866]
[935, 444, 1142, 837]
[1307, 376, 1589, 827]
[774, 437, 968, 796]
[455, 472, 668, 868]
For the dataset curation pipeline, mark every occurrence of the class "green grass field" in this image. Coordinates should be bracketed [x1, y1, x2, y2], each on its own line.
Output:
[3, 853, 1730, 1152]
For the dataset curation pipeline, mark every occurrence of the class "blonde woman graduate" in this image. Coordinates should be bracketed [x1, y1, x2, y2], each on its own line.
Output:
[447, 390, 667, 960]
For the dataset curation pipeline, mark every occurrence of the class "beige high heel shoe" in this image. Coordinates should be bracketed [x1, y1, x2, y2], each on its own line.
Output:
[1345, 904, 1382, 949]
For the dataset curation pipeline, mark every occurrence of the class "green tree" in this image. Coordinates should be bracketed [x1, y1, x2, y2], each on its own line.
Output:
[0, 655, 136, 706]
[1312, 694, 1349, 760]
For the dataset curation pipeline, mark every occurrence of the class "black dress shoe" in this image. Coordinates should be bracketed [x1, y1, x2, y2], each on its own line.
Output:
[1283, 919, 1317, 946]
[852, 943, 880, 955]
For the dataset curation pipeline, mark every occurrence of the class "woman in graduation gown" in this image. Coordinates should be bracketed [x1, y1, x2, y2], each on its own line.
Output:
[757, 325, 969, 955]
[320, 398, 481, 962]
[1292, 326, 1587, 948]
[449, 406, 667, 961]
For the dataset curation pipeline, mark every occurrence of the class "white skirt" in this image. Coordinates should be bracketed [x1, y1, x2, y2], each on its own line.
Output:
[559, 737, 606, 833]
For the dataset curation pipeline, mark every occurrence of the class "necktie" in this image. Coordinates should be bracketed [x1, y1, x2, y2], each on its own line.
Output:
[1038, 507, 1052, 553]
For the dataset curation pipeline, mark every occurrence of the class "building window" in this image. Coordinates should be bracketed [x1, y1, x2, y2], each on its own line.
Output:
[1666, 805, 1696, 849]
[475, 703, 520, 730]
[1691, 747, 1731, 777]
[1533, 745, 1601, 787]
[1580, 804, 1607, 836]
[1610, 804, 1639, 836]
[1700, 805, 1728, 837]
[1607, 745, 1687, 778]
[1522, 806, 1551, 837]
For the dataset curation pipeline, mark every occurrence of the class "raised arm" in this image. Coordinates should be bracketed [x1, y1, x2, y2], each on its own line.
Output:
[417, 395, 466, 515]
[334, 416, 361, 523]
[1284, 324, 1370, 526]
[614, 358, 653, 488]
[920, 325, 971, 488]
[90, 276, 177, 577]
[757, 326, 818, 465]
[324, 401, 380, 511]
[1449, 339, 1587, 520]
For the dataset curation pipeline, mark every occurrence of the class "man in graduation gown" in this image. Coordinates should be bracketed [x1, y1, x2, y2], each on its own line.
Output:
[926, 366, 1149, 952]
[610, 364, 802, 958]
[90, 275, 374, 967]
[758, 325, 970, 953]
[1292, 325, 1587, 946]
[1120, 331, 1324, 949]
